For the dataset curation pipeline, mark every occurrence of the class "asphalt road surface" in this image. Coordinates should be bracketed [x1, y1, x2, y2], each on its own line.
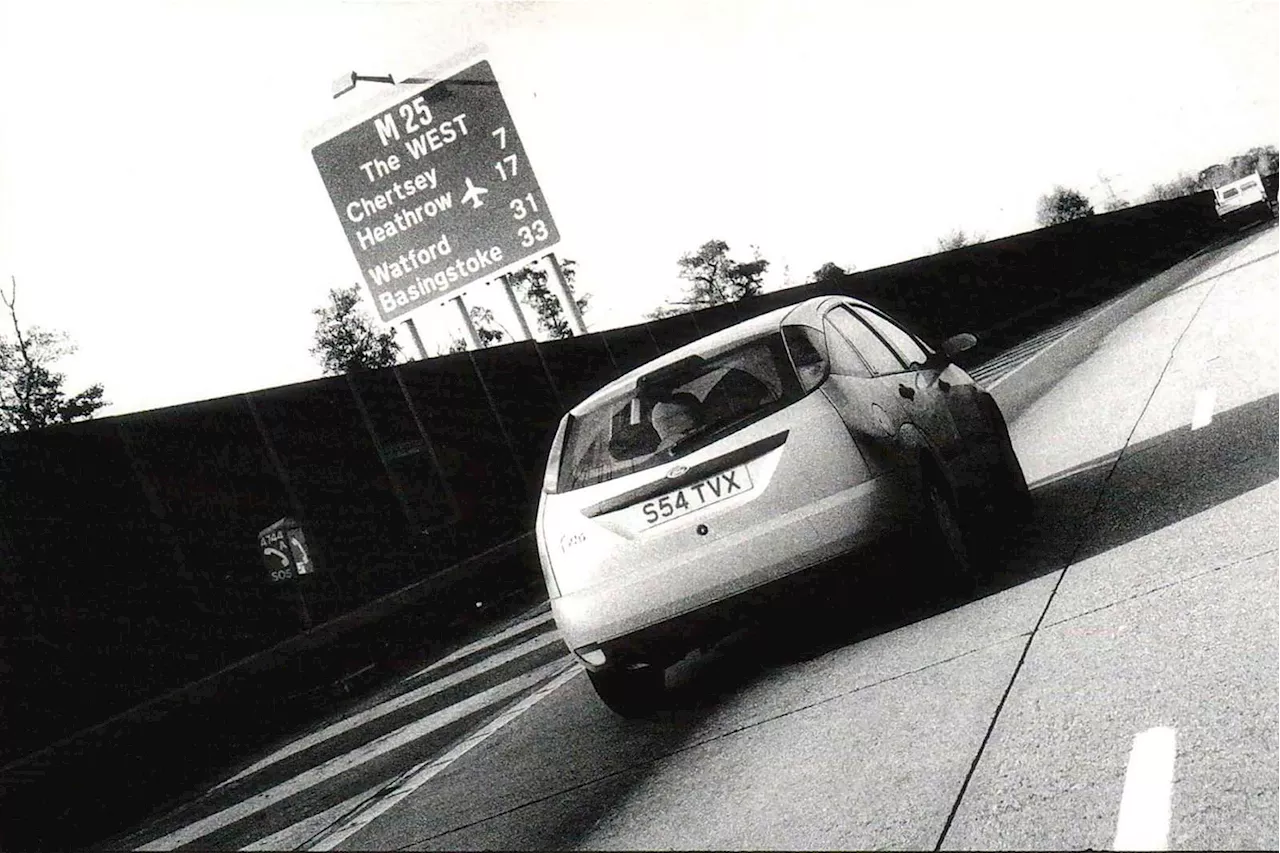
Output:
[116, 225, 1278, 851]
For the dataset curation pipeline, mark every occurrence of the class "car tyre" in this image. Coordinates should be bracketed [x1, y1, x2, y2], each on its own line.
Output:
[922, 465, 980, 588]
[587, 665, 664, 718]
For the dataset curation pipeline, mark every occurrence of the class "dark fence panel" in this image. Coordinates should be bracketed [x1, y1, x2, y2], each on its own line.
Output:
[595, 323, 663, 375]
[693, 301, 751, 337]
[0, 422, 201, 761]
[118, 399, 299, 665]
[470, 340, 564, 494]
[537, 331, 621, 411]
[394, 352, 529, 560]
[644, 311, 704, 353]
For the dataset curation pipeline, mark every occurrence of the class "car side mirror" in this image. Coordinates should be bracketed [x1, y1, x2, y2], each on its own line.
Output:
[941, 332, 977, 361]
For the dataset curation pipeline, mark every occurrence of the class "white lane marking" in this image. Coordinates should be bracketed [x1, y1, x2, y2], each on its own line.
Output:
[1191, 389, 1216, 431]
[239, 787, 378, 851]
[403, 609, 555, 683]
[305, 662, 581, 851]
[1113, 726, 1177, 851]
[137, 657, 572, 851]
[214, 630, 562, 788]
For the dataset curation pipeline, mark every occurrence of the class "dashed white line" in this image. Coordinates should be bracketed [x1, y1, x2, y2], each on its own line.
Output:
[1113, 726, 1177, 851]
[137, 657, 572, 851]
[1191, 389, 1216, 430]
[215, 630, 562, 789]
[304, 661, 581, 851]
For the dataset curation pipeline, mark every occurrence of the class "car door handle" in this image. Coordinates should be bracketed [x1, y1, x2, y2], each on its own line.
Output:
[898, 384, 915, 400]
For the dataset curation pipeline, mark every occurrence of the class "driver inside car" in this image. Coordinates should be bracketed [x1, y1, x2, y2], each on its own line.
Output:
[650, 391, 704, 451]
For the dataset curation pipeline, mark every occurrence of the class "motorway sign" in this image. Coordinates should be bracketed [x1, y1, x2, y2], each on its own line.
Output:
[311, 59, 560, 322]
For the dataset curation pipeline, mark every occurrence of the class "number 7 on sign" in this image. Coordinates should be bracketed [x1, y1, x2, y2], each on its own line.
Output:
[491, 126, 506, 148]
[494, 154, 518, 181]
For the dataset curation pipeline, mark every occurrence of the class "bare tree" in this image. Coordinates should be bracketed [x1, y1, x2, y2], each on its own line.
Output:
[1097, 172, 1131, 211]
[0, 277, 107, 432]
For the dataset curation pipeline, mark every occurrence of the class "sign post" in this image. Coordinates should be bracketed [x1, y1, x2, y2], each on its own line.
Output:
[309, 57, 561, 326]
[545, 252, 587, 336]
[453, 295, 482, 349]
[402, 316, 429, 360]
[500, 273, 533, 341]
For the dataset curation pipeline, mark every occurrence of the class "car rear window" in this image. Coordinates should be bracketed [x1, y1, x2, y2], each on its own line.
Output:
[557, 333, 803, 490]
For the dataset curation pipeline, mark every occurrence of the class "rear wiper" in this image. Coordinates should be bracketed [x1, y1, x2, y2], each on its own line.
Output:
[666, 418, 742, 456]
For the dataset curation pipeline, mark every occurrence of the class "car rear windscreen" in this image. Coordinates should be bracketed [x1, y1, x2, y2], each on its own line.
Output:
[557, 332, 803, 491]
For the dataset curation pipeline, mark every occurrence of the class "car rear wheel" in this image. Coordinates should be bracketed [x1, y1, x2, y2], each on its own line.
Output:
[587, 665, 664, 718]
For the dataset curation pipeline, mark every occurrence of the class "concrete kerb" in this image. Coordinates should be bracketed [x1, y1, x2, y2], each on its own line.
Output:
[985, 232, 1253, 421]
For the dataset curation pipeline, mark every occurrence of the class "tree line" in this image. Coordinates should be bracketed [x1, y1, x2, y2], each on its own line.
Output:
[1035, 144, 1277, 227]
[301, 138, 1280, 375]
[4, 145, 1272, 432]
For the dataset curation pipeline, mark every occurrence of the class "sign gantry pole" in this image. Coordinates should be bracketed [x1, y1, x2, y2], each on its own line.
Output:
[402, 316, 429, 360]
[544, 252, 586, 335]
[453, 294, 482, 349]
[499, 273, 534, 341]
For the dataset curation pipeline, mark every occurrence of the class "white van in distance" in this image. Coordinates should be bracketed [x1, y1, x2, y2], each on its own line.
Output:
[1213, 172, 1273, 219]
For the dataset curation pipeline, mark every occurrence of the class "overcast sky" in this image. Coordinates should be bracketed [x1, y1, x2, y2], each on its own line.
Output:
[1, 0, 1275, 417]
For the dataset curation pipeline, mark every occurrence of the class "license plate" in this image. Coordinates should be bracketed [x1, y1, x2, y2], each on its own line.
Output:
[638, 465, 753, 526]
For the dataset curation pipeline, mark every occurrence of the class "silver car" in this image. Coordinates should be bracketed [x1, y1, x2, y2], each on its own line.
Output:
[535, 295, 1027, 715]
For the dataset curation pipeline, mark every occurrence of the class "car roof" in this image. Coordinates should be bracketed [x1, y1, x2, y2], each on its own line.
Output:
[569, 295, 862, 415]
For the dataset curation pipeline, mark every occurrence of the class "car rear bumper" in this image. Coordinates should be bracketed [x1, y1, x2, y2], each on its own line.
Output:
[550, 473, 909, 665]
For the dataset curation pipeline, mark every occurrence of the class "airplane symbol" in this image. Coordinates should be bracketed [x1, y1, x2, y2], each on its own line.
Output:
[461, 177, 489, 209]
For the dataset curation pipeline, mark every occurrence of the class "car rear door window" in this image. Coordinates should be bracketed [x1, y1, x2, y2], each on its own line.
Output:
[822, 317, 872, 377]
[782, 325, 831, 391]
[851, 307, 930, 368]
[826, 307, 903, 375]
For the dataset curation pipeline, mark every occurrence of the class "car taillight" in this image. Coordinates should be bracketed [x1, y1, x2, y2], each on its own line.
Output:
[543, 414, 570, 494]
